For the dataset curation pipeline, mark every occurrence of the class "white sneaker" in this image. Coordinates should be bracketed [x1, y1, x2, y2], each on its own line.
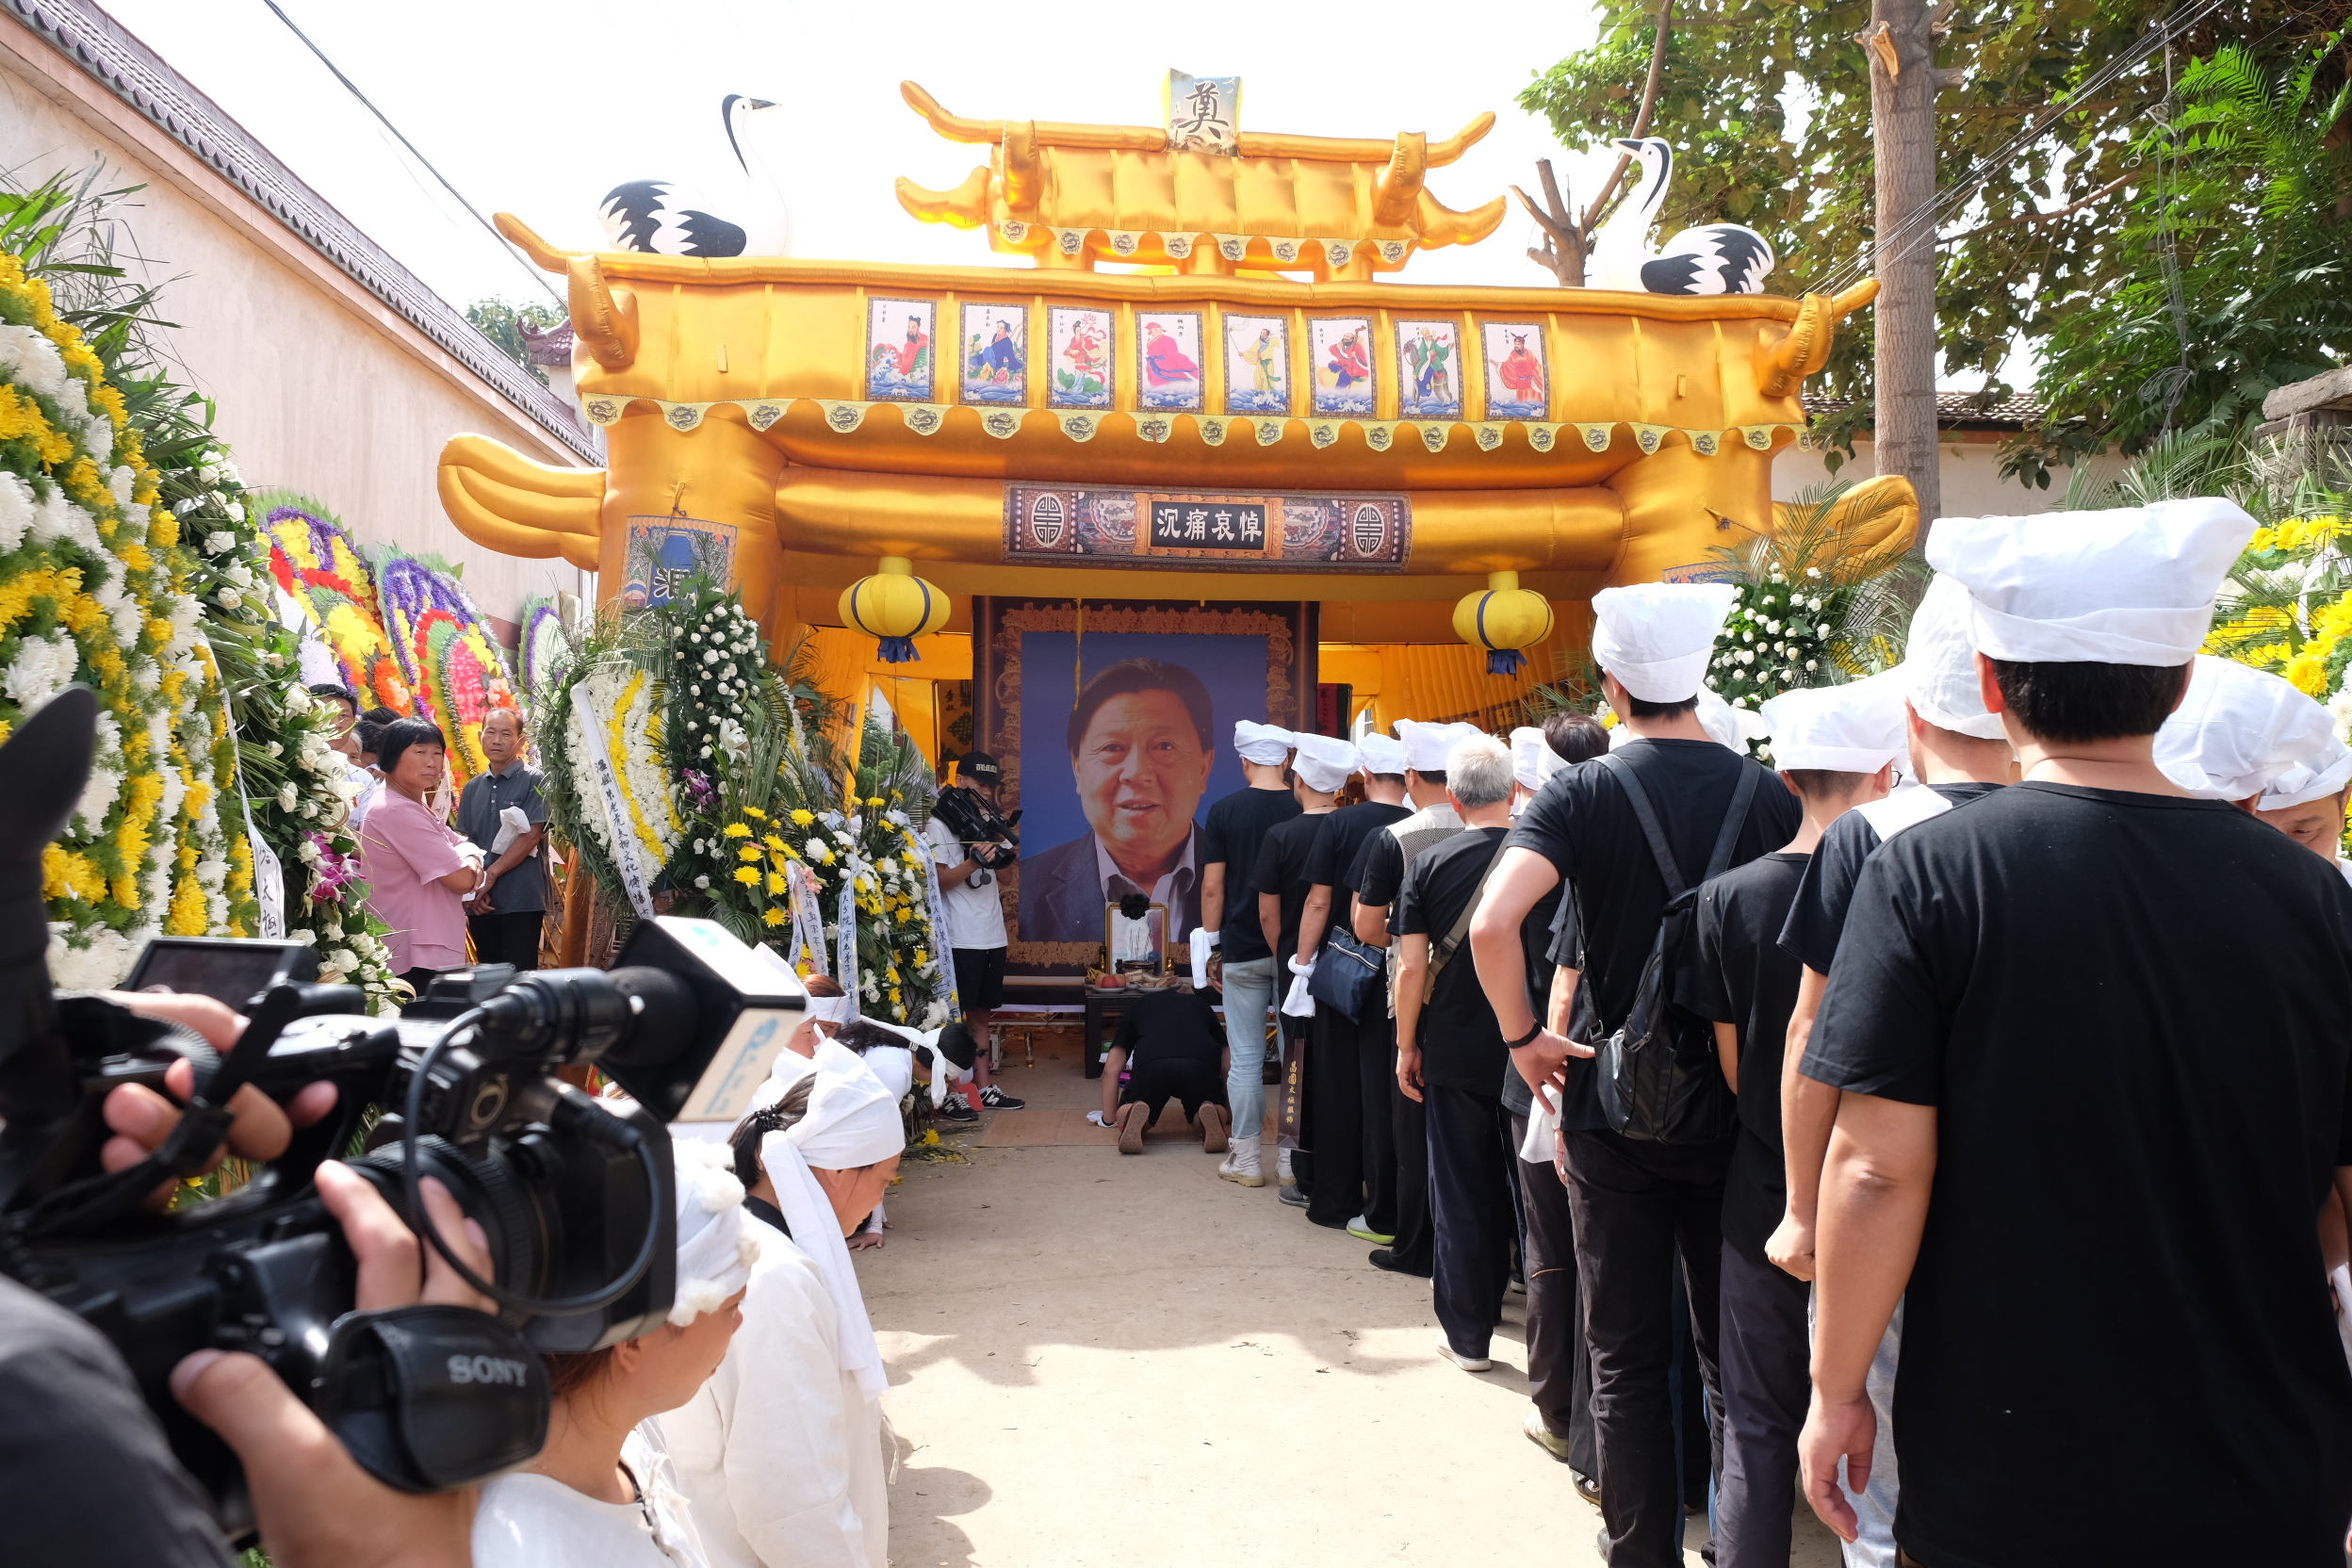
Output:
[1218, 1134, 1266, 1187]
[1436, 1336, 1493, 1373]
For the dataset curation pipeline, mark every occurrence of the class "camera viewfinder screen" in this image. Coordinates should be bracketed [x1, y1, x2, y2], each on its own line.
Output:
[129, 941, 300, 1011]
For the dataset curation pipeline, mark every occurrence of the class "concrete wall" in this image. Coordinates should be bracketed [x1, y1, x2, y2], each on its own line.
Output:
[1772, 428, 2118, 520]
[0, 17, 596, 635]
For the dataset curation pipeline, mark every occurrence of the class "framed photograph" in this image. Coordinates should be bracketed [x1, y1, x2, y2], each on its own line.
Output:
[864, 297, 936, 403]
[1478, 320, 1549, 420]
[975, 596, 1314, 973]
[1135, 310, 1204, 413]
[1222, 313, 1290, 416]
[1048, 306, 1114, 409]
[1308, 316, 1375, 417]
[959, 302, 1027, 405]
[1395, 319, 1463, 420]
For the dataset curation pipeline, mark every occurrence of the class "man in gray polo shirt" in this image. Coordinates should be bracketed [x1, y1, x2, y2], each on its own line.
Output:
[456, 706, 549, 970]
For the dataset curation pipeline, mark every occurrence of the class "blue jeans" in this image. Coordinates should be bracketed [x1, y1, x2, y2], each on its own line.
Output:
[1808, 1290, 1903, 1568]
[1220, 955, 1276, 1136]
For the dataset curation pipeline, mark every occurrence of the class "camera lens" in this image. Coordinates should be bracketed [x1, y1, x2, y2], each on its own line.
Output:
[350, 1135, 545, 1298]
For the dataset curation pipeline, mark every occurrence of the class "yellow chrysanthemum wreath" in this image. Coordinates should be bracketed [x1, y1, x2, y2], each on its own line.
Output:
[0, 252, 248, 986]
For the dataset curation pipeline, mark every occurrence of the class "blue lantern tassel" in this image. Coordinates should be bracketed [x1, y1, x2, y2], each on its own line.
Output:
[876, 636, 921, 664]
[1486, 648, 1527, 676]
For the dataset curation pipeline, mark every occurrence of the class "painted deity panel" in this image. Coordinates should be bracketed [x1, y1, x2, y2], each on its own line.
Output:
[1478, 320, 1550, 420]
[1135, 310, 1205, 413]
[1047, 307, 1114, 409]
[1395, 319, 1462, 420]
[1222, 313, 1290, 416]
[959, 302, 1028, 405]
[1307, 317, 1375, 417]
[865, 297, 936, 403]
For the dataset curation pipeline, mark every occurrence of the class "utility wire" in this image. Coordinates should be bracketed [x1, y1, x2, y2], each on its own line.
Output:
[1816, 0, 2231, 296]
[260, 0, 565, 308]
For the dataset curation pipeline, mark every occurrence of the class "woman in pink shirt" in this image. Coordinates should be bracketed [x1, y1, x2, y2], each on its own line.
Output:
[358, 717, 481, 989]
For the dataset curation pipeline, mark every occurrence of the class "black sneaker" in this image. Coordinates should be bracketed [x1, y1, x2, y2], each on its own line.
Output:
[1367, 1247, 1432, 1278]
[937, 1094, 979, 1123]
[977, 1085, 1025, 1110]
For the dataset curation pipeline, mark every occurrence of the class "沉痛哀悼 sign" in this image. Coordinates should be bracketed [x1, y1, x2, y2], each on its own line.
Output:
[1002, 486, 1409, 572]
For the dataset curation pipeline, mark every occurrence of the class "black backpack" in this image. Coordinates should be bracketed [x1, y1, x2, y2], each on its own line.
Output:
[1591, 751, 1757, 1145]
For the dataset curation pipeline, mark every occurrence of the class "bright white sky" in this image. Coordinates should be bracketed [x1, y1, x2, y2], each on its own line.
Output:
[100, 0, 1615, 309]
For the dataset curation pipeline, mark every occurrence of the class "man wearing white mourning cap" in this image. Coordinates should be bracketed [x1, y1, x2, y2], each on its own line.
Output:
[1200, 720, 1302, 1189]
[1682, 671, 1902, 1566]
[1466, 580, 1799, 1560]
[2258, 729, 2352, 879]
[1769, 576, 2017, 1561]
[1348, 717, 1493, 1273]
[1796, 500, 2352, 1568]
[1250, 732, 1357, 1211]
[1288, 727, 1417, 1239]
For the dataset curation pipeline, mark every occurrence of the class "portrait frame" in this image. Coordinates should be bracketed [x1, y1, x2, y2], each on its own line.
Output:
[974, 596, 1315, 978]
[1047, 306, 1115, 410]
[1478, 319, 1551, 421]
[1221, 313, 1291, 416]
[1395, 318, 1464, 421]
[1135, 309, 1205, 414]
[958, 302, 1028, 405]
[864, 296, 937, 404]
[1307, 315, 1375, 417]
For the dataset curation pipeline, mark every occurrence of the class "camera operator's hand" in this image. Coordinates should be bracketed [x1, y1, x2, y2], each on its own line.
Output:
[94, 990, 341, 1209]
[171, 1166, 495, 1568]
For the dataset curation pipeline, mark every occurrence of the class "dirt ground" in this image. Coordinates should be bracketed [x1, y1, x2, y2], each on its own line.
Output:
[858, 1033, 1846, 1567]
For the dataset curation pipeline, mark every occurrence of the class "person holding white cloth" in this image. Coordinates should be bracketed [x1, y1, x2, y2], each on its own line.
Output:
[666, 1040, 906, 1568]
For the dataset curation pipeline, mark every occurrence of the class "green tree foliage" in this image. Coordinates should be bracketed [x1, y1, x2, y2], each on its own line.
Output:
[464, 295, 566, 385]
[2029, 42, 2352, 478]
[1519, 2, 2346, 478]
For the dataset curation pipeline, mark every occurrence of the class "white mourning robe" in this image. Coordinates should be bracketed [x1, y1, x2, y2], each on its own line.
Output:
[663, 1216, 890, 1568]
[473, 1422, 710, 1568]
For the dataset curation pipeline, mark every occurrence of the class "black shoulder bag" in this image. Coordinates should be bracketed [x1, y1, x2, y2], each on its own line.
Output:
[1591, 752, 1757, 1145]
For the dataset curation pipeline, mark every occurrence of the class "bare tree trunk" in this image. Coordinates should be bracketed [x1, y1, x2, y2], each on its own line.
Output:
[1871, 0, 1942, 548]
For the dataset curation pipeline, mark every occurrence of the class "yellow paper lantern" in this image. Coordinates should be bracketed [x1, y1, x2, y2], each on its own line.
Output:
[1453, 570, 1555, 676]
[840, 556, 951, 663]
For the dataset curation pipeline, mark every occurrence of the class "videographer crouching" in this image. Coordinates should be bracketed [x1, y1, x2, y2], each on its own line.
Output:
[2, 988, 498, 1568]
[922, 752, 1025, 1119]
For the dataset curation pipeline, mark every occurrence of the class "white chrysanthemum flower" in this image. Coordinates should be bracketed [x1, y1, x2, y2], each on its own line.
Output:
[4, 631, 79, 714]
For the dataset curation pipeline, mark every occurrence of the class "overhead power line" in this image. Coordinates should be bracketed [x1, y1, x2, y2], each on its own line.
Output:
[260, 0, 565, 309]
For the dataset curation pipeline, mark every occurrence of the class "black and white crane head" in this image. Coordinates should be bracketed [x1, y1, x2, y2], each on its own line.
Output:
[598, 93, 794, 258]
[1591, 135, 1776, 297]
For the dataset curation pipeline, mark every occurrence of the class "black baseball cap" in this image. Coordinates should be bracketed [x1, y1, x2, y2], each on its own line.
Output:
[957, 751, 1002, 783]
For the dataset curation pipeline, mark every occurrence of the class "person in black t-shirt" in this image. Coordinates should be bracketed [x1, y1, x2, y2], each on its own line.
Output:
[1768, 575, 2015, 1560]
[1677, 676, 1901, 1568]
[1097, 988, 1232, 1154]
[1800, 502, 2352, 1568]
[1470, 582, 1793, 1565]
[1395, 734, 1522, 1372]
[1348, 719, 1483, 1275]
[1292, 731, 1413, 1238]
[1251, 736, 1351, 1213]
[1200, 721, 1303, 1188]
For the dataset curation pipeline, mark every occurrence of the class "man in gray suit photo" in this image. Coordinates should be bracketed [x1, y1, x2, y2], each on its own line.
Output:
[1020, 659, 1217, 943]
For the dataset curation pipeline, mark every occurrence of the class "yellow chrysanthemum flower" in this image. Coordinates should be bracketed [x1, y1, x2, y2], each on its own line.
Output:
[733, 867, 760, 886]
[738, 844, 762, 863]
[723, 823, 751, 839]
[743, 806, 768, 821]
[763, 907, 787, 926]
[791, 808, 814, 826]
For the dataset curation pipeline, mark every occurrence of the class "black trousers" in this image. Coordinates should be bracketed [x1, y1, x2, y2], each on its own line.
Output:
[467, 909, 544, 971]
[1355, 1007, 1400, 1234]
[1426, 1085, 1515, 1358]
[1716, 1238, 1812, 1568]
[1388, 1060, 1433, 1273]
[1304, 1005, 1362, 1224]
[1511, 1108, 1599, 1476]
[1562, 1127, 1732, 1568]
[1119, 1055, 1226, 1130]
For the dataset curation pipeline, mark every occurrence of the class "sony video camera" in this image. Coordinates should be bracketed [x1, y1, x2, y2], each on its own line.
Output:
[930, 781, 1021, 881]
[0, 690, 812, 1542]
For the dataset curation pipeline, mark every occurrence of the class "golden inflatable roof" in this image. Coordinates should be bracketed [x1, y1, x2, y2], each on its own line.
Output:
[892, 81, 1507, 280]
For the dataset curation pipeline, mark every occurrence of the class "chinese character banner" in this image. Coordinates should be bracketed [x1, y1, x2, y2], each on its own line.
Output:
[1002, 486, 1409, 574]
